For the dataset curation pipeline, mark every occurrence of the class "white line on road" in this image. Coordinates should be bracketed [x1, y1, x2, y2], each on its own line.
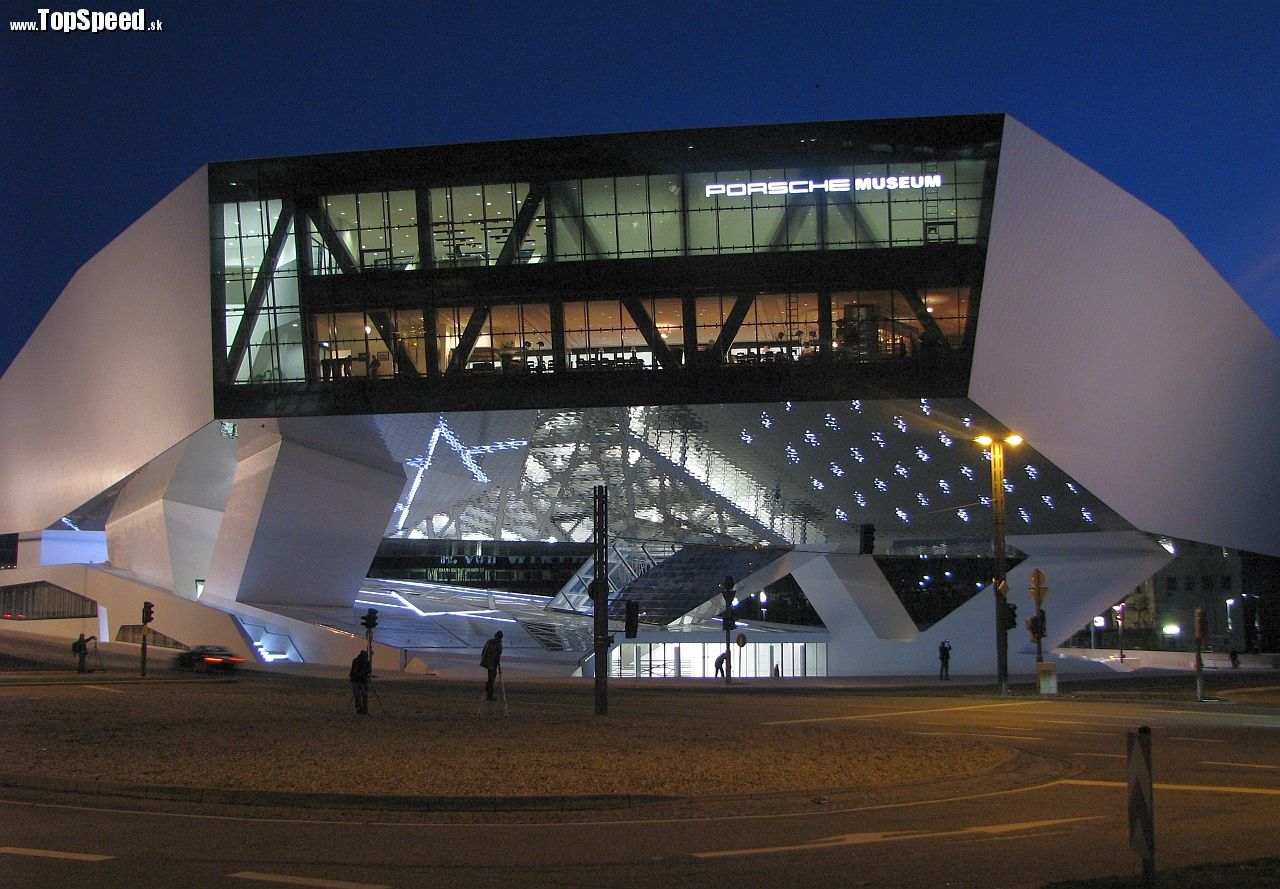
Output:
[1071, 731, 1116, 737]
[766, 700, 1043, 726]
[1169, 737, 1223, 743]
[910, 731, 1042, 741]
[1075, 753, 1123, 759]
[692, 816, 1107, 859]
[84, 685, 125, 694]
[1200, 761, 1280, 770]
[229, 872, 390, 889]
[0, 846, 113, 861]
[1061, 779, 1280, 796]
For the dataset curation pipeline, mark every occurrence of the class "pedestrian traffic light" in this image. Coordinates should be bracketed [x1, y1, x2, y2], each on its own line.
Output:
[360, 608, 378, 630]
[141, 601, 154, 625]
[624, 599, 639, 638]
[859, 523, 876, 554]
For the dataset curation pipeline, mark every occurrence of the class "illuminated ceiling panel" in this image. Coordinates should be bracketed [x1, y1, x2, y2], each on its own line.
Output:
[385, 397, 1127, 550]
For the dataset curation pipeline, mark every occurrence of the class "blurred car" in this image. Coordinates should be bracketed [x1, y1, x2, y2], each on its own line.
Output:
[174, 645, 245, 672]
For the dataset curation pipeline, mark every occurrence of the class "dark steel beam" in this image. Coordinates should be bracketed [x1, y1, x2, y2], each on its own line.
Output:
[621, 296, 677, 369]
[308, 207, 359, 274]
[900, 285, 949, 348]
[368, 310, 421, 378]
[226, 201, 294, 380]
[709, 292, 756, 362]
[496, 183, 547, 266]
[447, 305, 490, 373]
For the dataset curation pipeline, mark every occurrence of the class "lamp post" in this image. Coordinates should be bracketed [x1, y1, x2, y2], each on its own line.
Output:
[1113, 603, 1125, 663]
[976, 432, 1021, 694]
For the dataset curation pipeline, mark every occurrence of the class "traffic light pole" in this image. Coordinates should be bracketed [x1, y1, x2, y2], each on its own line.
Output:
[990, 439, 1010, 695]
[592, 485, 609, 716]
[721, 578, 734, 686]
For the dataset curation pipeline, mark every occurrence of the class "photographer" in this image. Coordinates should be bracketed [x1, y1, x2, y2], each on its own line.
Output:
[72, 633, 96, 673]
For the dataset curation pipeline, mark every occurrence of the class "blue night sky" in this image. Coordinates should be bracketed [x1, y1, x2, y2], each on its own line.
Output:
[3, 0, 1278, 373]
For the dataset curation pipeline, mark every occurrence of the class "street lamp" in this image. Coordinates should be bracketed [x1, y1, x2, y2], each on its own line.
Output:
[976, 432, 1021, 694]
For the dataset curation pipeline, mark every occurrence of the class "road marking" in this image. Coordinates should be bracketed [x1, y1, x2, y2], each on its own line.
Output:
[229, 872, 389, 889]
[1071, 731, 1116, 737]
[1075, 753, 1123, 759]
[766, 700, 1043, 726]
[0, 846, 113, 861]
[84, 685, 125, 694]
[1038, 719, 1093, 726]
[1201, 761, 1280, 770]
[692, 816, 1106, 858]
[1061, 779, 1280, 796]
[910, 731, 1042, 741]
[1170, 736, 1223, 743]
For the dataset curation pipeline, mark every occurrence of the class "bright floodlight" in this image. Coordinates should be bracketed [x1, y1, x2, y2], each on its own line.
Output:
[975, 433, 1021, 447]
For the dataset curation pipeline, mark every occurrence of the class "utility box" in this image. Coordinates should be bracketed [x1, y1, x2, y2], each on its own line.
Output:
[1037, 661, 1058, 695]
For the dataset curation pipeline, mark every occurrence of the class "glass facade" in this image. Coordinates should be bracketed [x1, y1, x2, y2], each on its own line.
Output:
[211, 120, 997, 390]
[608, 640, 826, 678]
[213, 198, 305, 383]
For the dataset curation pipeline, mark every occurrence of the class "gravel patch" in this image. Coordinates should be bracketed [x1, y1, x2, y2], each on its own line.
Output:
[4, 674, 1016, 798]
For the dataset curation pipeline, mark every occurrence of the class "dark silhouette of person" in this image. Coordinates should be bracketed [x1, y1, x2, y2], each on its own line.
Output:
[349, 650, 371, 714]
[480, 631, 503, 700]
[938, 640, 952, 680]
[72, 633, 96, 673]
[1230, 649, 1240, 669]
[714, 651, 727, 677]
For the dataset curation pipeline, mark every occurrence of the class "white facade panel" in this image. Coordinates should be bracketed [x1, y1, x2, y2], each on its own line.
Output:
[0, 167, 214, 532]
[974, 117, 1280, 556]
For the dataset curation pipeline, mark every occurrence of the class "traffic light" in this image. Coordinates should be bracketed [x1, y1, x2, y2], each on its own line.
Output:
[859, 523, 876, 555]
[1000, 600, 1017, 632]
[624, 600, 639, 638]
[141, 601, 154, 625]
[1026, 613, 1046, 640]
[360, 608, 378, 631]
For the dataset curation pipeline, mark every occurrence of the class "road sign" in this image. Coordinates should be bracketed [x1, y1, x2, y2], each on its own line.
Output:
[1029, 568, 1049, 607]
[736, 633, 747, 648]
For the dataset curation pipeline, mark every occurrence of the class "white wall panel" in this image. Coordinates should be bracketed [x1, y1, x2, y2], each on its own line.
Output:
[0, 168, 214, 532]
[975, 118, 1280, 556]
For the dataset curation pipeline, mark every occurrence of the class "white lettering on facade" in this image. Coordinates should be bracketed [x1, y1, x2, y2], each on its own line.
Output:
[707, 174, 938, 199]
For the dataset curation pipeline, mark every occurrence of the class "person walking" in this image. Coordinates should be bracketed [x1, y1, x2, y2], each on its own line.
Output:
[480, 630, 503, 700]
[938, 640, 952, 680]
[349, 650, 371, 714]
[72, 633, 96, 673]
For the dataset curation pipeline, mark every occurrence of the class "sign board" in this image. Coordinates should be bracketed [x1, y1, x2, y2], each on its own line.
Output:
[736, 633, 747, 648]
[1029, 568, 1049, 607]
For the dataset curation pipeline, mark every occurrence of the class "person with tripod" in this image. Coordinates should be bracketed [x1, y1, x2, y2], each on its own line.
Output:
[349, 649, 372, 715]
[480, 630, 503, 700]
[72, 633, 96, 673]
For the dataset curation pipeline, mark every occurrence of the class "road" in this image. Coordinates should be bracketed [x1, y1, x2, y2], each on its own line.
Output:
[4, 684, 1278, 888]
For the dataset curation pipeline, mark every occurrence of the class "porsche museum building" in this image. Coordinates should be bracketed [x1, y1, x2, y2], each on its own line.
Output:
[2, 113, 1277, 678]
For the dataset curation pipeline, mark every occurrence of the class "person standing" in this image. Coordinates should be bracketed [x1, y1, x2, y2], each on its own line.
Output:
[938, 640, 952, 680]
[714, 651, 727, 677]
[480, 630, 503, 700]
[72, 633, 96, 673]
[349, 650, 371, 714]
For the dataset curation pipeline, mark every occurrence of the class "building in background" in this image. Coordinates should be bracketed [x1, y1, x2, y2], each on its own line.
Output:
[1, 114, 1277, 675]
